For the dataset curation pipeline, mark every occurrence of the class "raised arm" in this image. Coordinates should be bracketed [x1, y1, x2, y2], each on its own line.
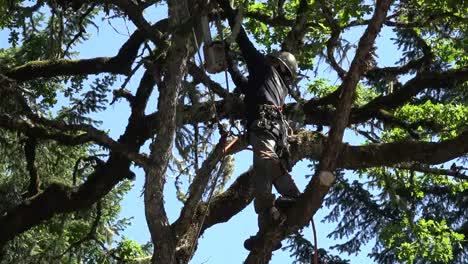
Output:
[217, 0, 264, 73]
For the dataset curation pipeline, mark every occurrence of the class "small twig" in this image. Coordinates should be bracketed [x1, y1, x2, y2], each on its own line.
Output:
[357, 129, 380, 143]
[63, 4, 97, 56]
[317, 0, 347, 79]
[396, 163, 468, 181]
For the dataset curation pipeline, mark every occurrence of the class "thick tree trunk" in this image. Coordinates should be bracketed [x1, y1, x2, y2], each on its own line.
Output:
[144, 0, 192, 263]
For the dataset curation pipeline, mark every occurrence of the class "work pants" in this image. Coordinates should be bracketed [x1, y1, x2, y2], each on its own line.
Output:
[249, 125, 300, 222]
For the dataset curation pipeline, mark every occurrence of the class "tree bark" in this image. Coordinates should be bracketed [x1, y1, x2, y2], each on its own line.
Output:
[143, 1, 192, 263]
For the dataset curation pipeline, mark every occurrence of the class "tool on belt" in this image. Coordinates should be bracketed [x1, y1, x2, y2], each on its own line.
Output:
[251, 104, 293, 172]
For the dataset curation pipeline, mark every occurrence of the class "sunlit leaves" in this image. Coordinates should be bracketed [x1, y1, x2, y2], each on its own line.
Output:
[381, 218, 465, 264]
[394, 100, 468, 139]
[307, 78, 336, 97]
[333, 0, 372, 27]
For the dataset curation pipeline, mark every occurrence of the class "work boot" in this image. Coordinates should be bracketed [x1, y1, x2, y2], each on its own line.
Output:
[260, 206, 286, 227]
[244, 206, 285, 251]
[244, 235, 282, 251]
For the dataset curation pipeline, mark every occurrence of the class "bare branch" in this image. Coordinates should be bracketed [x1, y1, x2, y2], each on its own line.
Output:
[143, 1, 193, 262]
[0, 113, 150, 167]
[394, 163, 468, 181]
[282, 0, 309, 52]
[187, 62, 229, 98]
[316, 0, 347, 79]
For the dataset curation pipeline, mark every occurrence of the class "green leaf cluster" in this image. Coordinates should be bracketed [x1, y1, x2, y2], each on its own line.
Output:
[382, 218, 465, 264]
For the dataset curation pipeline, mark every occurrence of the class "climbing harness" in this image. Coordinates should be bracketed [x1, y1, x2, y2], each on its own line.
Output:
[252, 104, 293, 172]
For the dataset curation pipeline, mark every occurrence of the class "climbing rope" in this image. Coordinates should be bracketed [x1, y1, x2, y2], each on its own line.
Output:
[312, 217, 318, 264]
[185, 0, 236, 259]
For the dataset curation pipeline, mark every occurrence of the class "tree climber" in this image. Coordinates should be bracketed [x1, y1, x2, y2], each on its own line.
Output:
[217, 0, 301, 251]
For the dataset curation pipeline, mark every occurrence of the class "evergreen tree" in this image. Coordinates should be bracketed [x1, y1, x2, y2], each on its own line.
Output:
[0, 0, 466, 263]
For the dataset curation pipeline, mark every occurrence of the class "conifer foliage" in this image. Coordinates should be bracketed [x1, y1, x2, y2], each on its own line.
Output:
[0, 0, 466, 263]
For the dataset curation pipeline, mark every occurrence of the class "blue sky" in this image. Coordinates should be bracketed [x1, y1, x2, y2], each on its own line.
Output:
[0, 3, 404, 263]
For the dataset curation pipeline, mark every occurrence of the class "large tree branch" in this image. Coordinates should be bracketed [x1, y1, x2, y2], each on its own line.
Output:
[174, 136, 229, 236]
[281, 0, 309, 52]
[167, 128, 466, 255]
[144, 1, 192, 262]
[187, 62, 229, 98]
[146, 64, 466, 131]
[200, 168, 254, 232]
[303, 67, 468, 126]
[191, 129, 467, 240]
[0, 113, 149, 167]
[0, 135, 141, 250]
[0, 40, 162, 248]
[290, 130, 468, 170]
[349, 68, 468, 123]
[5, 29, 145, 81]
[145, 66, 467, 132]
[5, 15, 171, 82]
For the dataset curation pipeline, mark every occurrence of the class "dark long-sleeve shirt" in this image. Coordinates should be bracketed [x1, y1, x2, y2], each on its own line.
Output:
[221, 2, 289, 126]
